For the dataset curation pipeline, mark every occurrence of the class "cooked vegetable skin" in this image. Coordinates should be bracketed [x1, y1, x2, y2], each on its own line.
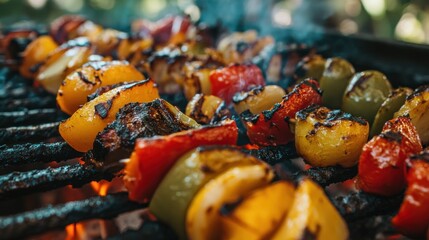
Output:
[370, 87, 412, 137]
[36, 37, 93, 94]
[272, 178, 349, 240]
[294, 54, 326, 82]
[59, 79, 159, 152]
[209, 64, 265, 103]
[319, 57, 355, 109]
[342, 70, 393, 125]
[150, 147, 264, 240]
[392, 150, 429, 239]
[19, 36, 58, 79]
[295, 105, 369, 167]
[124, 120, 239, 202]
[242, 79, 322, 146]
[57, 61, 144, 115]
[219, 181, 295, 240]
[185, 94, 228, 124]
[217, 30, 274, 64]
[186, 164, 274, 240]
[358, 117, 422, 196]
[395, 85, 429, 145]
[232, 85, 286, 114]
[88, 99, 200, 167]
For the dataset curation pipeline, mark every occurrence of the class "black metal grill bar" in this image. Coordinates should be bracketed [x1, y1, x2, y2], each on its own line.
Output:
[0, 189, 401, 239]
[0, 108, 66, 128]
[302, 166, 358, 187]
[0, 96, 56, 111]
[275, 161, 358, 187]
[244, 143, 299, 165]
[107, 220, 176, 240]
[0, 143, 358, 201]
[333, 191, 403, 222]
[0, 141, 82, 169]
[0, 192, 145, 240]
[0, 163, 114, 201]
[0, 121, 60, 144]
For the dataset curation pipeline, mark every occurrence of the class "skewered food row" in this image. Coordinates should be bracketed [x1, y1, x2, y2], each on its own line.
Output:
[3, 14, 429, 239]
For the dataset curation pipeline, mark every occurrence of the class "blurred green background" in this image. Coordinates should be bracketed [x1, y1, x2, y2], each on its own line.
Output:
[0, 0, 428, 44]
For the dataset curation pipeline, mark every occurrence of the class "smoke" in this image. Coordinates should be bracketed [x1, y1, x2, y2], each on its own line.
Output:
[195, 0, 338, 45]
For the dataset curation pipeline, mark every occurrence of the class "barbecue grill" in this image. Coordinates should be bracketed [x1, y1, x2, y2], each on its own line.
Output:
[1, 4, 429, 240]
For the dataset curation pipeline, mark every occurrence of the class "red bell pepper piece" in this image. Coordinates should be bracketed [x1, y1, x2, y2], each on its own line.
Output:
[209, 64, 265, 103]
[357, 117, 422, 196]
[392, 150, 429, 239]
[242, 79, 322, 146]
[124, 119, 238, 202]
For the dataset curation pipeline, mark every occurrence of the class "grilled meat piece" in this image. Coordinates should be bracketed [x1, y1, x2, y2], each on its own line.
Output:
[86, 98, 199, 167]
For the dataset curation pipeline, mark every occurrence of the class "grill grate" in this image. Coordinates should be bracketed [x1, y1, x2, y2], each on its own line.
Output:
[1, 28, 426, 239]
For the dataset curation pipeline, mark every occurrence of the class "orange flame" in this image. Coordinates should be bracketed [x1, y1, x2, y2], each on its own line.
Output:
[90, 180, 110, 196]
[65, 223, 85, 240]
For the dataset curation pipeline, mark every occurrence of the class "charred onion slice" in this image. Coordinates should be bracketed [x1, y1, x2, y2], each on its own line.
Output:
[59, 79, 159, 152]
[36, 37, 93, 94]
[19, 36, 58, 79]
[357, 117, 422, 196]
[186, 163, 273, 240]
[295, 105, 369, 167]
[124, 120, 238, 202]
[272, 178, 349, 240]
[219, 181, 295, 240]
[217, 30, 274, 64]
[144, 47, 188, 94]
[185, 94, 229, 125]
[392, 150, 429, 239]
[242, 79, 322, 146]
[57, 60, 144, 115]
[49, 15, 87, 44]
[395, 85, 429, 145]
[150, 147, 263, 240]
[233, 85, 286, 115]
[183, 59, 224, 100]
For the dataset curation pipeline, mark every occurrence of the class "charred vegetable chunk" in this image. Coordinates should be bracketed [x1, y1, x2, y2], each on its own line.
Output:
[88, 99, 200, 167]
[57, 61, 144, 115]
[319, 57, 355, 109]
[59, 79, 159, 152]
[242, 79, 322, 146]
[232, 85, 286, 115]
[144, 46, 188, 94]
[209, 64, 265, 103]
[124, 120, 239, 202]
[395, 85, 429, 145]
[295, 105, 369, 167]
[217, 30, 274, 64]
[342, 70, 393, 125]
[272, 178, 349, 240]
[183, 59, 224, 100]
[219, 181, 295, 240]
[150, 147, 263, 240]
[19, 36, 58, 79]
[294, 54, 326, 82]
[185, 94, 229, 125]
[392, 150, 429, 239]
[370, 87, 412, 137]
[186, 162, 274, 240]
[36, 37, 93, 94]
[357, 117, 422, 196]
